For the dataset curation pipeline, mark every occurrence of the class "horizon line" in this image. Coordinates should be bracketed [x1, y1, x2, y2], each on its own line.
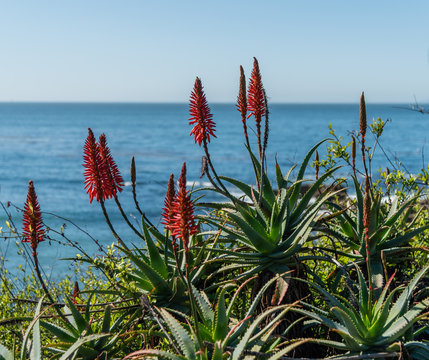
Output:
[0, 100, 422, 106]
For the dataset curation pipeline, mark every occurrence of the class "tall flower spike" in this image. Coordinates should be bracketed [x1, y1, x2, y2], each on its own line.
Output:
[22, 180, 44, 251]
[83, 128, 109, 203]
[161, 174, 176, 230]
[189, 77, 216, 146]
[359, 92, 370, 178]
[237, 65, 250, 146]
[360, 92, 367, 143]
[248, 58, 266, 156]
[237, 66, 248, 119]
[98, 133, 124, 198]
[352, 136, 356, 175]
[248, 58, 266, 120]
[171, 163, 198, 250]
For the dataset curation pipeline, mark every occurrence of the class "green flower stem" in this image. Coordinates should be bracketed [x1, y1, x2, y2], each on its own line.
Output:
[113, 195, 149, 240]
[202, 138, 236, 203]
[32, 251, 69, 325]
[185, 260, 205, 355]
[99, 198, 129, 251]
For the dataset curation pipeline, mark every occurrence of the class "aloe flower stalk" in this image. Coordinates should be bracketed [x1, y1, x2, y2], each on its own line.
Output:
[98, 133, 124, 198]
[161, 174, 176, 232]
[171, 163, 198, 254]
[363, 175, 373, 293]
[188, 77, 233, 200]
[83, 128, 129, 249]
[130, 156, 144, 216]
[84, 130, 152, 244]
[360, 92, 370, 180]
[22, 180, 44, 254]
[352, 136, 357, 177]
[169, 162, 203, 350]
[189, 77, 216, 146]
[237, 65, 250, 148]
[83, 128, 111, 203]
[101, 132, 152, 239]
[248, 57, 266, 159]
[23, 181, 67, 322]
[360, 92, 367, 141]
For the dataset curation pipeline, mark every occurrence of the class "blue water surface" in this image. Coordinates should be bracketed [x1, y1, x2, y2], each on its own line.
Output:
[0, 102, 428, 276]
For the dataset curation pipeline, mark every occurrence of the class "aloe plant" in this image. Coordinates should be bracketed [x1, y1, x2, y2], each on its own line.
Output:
[322, 177, 429, 290]
[111, 218, 215, 311]
[292, 264, 429, 357]
[0, 296, 118, 360]
[39, 294, 135, 359]
[0, 297, 44, 360]
[124, 277, 305, 360]
[199, 141, 341, 291]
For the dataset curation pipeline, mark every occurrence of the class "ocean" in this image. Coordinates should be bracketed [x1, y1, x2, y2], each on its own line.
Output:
[0, 102, 428, 275]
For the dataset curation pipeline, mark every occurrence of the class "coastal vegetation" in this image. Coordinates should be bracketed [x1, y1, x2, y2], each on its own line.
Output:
[0, 58, 428, 359]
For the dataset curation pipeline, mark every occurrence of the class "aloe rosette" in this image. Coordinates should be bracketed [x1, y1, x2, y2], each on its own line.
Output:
[117, 221, 190, 309]
[292, 265, 429, 357]
[124, 278, 306, 360]
[323, 176, 429, 290]
[0, 295, 132, 360]
[40, 293, 138, 360]
[199, 140, 342, 283]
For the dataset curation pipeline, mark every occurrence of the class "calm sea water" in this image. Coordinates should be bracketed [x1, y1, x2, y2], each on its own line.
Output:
[0, 103, 428, 275]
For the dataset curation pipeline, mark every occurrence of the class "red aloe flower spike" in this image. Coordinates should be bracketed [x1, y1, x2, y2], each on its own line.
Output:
[189, 77, 216, 146]
[83, 128, 110, 203]
[161, 174, 176, 230]
[22, 180, 44, 252]
[22, 181, 68, 323]
[98, 133, 124, 198]
[171, 163, 198, 251]
[248, 57, 266, 141]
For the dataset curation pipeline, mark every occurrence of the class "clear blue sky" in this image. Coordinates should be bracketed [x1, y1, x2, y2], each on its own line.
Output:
[1, 1, 429, 103]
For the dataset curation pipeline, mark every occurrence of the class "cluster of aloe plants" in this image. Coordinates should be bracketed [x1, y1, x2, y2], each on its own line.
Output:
[0, 58, 428, 359]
